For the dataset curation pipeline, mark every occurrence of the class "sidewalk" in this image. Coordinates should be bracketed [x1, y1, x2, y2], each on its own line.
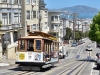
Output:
[0, 59, 15, 67]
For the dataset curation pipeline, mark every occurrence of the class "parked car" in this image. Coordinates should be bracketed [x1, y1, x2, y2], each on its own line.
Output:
[86, 45, 92, 51]
[71, 42, 78, 47]
[97, 44, 100, 48]
[95, 53, 100, 69]
[78, 41, 83, 45]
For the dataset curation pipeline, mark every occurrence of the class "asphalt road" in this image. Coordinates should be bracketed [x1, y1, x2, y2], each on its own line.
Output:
[0, 39, 100, 75]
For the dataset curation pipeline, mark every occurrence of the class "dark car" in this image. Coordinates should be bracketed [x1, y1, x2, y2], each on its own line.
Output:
[95, 53, 100, 69]
[71, 42, 78, 47]
[97, 44, 100, 48]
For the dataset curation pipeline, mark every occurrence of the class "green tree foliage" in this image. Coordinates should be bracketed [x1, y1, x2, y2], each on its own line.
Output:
[84, 31, 89, 37]
[75, 31, 80, 40]
[63, 27, 72, 40]
[89, 12, 100, 44]
[0, 21, 2, 28]
[75, 30, 85, 40]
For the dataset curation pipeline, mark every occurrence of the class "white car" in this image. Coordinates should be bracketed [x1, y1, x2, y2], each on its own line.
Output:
[86, 45, 92, 51]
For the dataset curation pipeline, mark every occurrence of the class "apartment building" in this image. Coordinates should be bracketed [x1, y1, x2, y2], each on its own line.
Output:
[0, 0, 22, 60]
[48, 11, 61, 42]
[21, 0, 48, 36]
[39, 0, 49, 33]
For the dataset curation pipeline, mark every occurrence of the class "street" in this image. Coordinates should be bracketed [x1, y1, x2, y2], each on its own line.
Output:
[0, 39, 100, 75]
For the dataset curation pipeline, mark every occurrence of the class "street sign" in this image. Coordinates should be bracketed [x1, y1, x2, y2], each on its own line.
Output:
[3, 32, 10, 41]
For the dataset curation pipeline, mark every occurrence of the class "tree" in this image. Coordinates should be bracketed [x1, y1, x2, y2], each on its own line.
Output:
[63, 27, 72, 40]
[84, 31, 89, 37]
[89, 12, 100, 44]
[0, 21, 2, 28]
[75, 31, 80, 40]
[76, 30, 83, 39]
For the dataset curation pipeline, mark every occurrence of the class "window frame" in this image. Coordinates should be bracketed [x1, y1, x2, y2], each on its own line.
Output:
[18, 40, 27, 52]
[2, 0, 7, 2]
[34, 39, 42, 52]
[26, 11, 30, 19]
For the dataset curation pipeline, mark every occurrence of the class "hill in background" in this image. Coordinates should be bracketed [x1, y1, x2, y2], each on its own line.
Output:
[49, 5, 100, 19]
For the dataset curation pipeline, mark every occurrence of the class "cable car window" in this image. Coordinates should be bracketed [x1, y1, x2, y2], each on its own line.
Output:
[27, 39, 34, 51]
[36, 40, 41, 50]
[20, 40, 25, 50]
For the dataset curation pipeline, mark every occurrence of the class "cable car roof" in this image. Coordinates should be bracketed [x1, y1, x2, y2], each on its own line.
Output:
[19, 31, 58, 41]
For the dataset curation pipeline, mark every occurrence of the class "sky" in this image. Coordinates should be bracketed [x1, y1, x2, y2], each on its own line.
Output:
[44, 0, 100, 9]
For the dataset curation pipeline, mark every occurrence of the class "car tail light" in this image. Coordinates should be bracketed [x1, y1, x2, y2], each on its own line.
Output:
[98, 56, 100, 58]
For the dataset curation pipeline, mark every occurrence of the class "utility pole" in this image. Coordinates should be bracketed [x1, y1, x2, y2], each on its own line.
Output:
[38, 1, 42, 31]
[72, 13, 78, 42]
[78, 19, 80, 31]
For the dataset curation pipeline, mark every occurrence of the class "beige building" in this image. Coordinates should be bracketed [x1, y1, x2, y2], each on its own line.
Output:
[21, 0, 48, 36]
[0, 0, 22, 60]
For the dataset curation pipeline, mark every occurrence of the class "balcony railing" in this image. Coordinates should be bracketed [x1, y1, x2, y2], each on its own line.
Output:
[0, 25, 13, 31]
[0, 24, 23, 31]
[49, 29, 59, 32]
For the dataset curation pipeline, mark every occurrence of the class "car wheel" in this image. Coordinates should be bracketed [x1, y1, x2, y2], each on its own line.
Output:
[97, 64, 100, 70]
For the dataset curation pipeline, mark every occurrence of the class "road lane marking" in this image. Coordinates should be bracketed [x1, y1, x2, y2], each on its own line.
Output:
[42, 61, 77, 75]
[90, 62, 94, 75]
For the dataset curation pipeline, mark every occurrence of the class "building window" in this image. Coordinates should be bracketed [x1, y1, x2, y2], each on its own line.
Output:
[55, 25, 58, 30]
[2, 13, 8, 25]
[33, 11, 36, 18]
[31, 0, 36, 5]
[51, 25, 58, 30]
[27, 25, 30, 32]
[9, 13, 11, 24]
[51, 16, 54, 21]
[26, 0, 30, 4]
[2, 0, 7, 2]
[14, 0, 18, 4]
[14, 13, 18, 23]
[53, 33, 57, 37]
[60, 29, 62, 34]
[26, 11, 30, 19]
[45, 11, 47, 17]
[13, 31, 18, 42]
[45, 22, 48, 29]
[51, 25, 54, 29]
[19, 13, 21, 23]
[19, 0, 21, 4]
[31, 24, 36, 31]
[55, 16, 58, 21]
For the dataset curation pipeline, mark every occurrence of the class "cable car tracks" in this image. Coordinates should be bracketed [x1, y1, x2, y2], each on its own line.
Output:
[57, 60, 89, 75]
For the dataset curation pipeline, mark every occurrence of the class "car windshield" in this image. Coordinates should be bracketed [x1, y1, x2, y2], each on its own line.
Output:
[73, 42, 76, 44]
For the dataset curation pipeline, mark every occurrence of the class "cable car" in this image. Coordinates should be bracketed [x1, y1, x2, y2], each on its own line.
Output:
[15, 31, 59, 71]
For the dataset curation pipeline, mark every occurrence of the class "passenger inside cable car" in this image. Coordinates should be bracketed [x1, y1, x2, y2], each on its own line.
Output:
[27, 39, 34, 51]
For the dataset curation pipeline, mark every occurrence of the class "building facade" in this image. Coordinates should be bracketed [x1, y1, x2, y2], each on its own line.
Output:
[48, 11, 61, 42]
[21, 0, 48, 36]
[0, 0, 22, 60]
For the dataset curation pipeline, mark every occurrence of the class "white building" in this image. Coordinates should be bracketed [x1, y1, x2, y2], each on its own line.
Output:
[0, 0, 22, 60]
[48, 11, 61, 42]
